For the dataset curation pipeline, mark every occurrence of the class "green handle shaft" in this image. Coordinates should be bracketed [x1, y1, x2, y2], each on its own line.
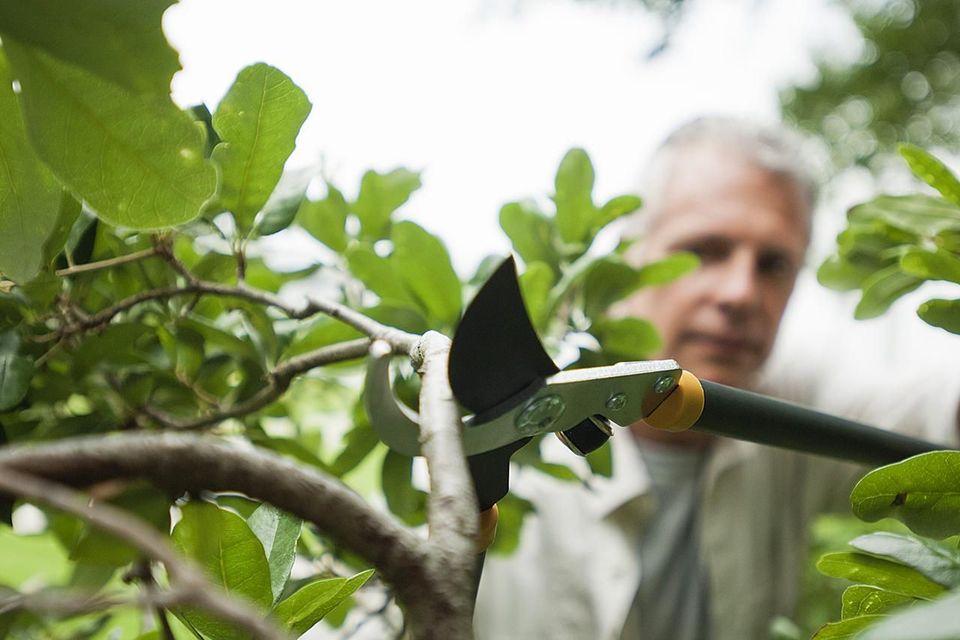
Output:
[694, 380, 946, 465]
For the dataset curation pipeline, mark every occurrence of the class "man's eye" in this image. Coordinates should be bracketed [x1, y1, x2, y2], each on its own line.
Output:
[683, 241, 725, 262]
[758, 253, 793, 278]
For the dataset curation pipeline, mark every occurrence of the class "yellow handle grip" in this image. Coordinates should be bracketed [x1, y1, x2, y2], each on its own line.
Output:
[643, 370, 705, 432]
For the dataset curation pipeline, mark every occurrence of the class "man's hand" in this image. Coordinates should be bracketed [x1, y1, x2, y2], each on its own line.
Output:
[477, 505, 499, 553]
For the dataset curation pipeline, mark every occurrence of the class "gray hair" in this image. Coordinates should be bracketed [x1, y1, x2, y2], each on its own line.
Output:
[634, 116, 818, 239]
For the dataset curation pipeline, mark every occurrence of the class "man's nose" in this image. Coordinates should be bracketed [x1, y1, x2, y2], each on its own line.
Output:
[714, 253, 762, 312]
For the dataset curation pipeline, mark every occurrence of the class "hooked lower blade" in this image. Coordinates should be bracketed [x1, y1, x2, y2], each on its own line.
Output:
[449, 256, 559, 414]
[449, 256, 560, 511]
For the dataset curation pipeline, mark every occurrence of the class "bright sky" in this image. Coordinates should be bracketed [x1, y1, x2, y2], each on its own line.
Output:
[164, 0, 857, 273]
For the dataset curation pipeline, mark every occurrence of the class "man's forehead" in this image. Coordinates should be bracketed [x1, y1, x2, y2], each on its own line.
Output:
[651, 157, 808, 228]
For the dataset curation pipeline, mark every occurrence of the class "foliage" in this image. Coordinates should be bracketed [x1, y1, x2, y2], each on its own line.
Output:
[0, 3, 700, 637]
[782, 0, 960, 170]
[817, 145, 960, 335]
[812, 146, 960, 638]
[812, 453, 960, 639]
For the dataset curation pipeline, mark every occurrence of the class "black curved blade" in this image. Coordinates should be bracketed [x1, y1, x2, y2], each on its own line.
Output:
[449, 256, 559, 414]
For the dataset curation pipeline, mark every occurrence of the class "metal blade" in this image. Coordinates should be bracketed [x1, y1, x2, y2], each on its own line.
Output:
[449, 256, 560, 512]
[449, 256, 559, 415]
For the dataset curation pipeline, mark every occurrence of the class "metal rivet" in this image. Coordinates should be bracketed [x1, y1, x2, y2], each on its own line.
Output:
[605, 392, 627, 411]
[654, 375, 676, 394]
[515, 395, 566, 436]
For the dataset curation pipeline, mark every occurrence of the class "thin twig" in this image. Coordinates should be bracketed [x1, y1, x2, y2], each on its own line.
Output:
[127, 560, 176, 640]
[55, 247, 161, 277]
[140, 338, 374, 431]
[36, 279, 417, 350]
[271, 338, 374, 384]
[0, 589, 128, 616]
[0, 466, 289, 640]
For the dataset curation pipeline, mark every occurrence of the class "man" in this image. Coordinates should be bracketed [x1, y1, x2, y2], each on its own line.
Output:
[472, 117, 959, 639]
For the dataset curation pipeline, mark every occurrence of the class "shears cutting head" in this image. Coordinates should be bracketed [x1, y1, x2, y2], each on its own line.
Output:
[365, 256, 701, 509]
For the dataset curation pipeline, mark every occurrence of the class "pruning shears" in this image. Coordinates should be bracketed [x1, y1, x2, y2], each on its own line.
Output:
[365, 257, 945, 512]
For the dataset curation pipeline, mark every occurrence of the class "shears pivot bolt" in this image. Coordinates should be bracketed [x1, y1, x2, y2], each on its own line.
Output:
[515, 395, 566, 436]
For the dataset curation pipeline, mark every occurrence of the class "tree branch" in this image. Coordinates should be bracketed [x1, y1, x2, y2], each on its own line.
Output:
[55, 247, 162, 277]
[0, 466, 289, 640]
[36, 278, 418, 351]
[0, 433, 435, 618]
[409, 331, 478, 639]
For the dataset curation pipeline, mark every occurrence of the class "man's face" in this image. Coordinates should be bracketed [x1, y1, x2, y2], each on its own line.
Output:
[620, 146, 809, 389]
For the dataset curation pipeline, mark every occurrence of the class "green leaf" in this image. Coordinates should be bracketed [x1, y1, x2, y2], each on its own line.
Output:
[634, 252, 701, 286]
[583, 253, 699, 319]
[345, 243, 417, 309]
[243, 259, 316, 295]
[817, 551, 945, 598]
[851, 532, 960, 588]
[917, 298, 960, 334]
[71, 322, 153, 377]
[586, 444, 613, 478]
[518, 261, 555, 330]
[489, 493, 535, 556]
[381, 450, 426, 526]
[0, 527, 71, 589]
[329, 403, 381, 477]
[0, 49, 62, 283]
[553, 148, 597, 244]
[282, 316, 364, 359]
[178, 317, 260, 365]
[4, 41, 216, 229]
[533, 461, 579, 482]
[854, 265, 923, 320]
[247, 504, 302, 604]
[42, 192, 82, 268]
[0, 0, 179, 98]
[592, 317, 662, 360]
[171, 501, 273, 638]
[900, 248, 960, 284]
[858, 589, 960, 640]
[498, 201, 558, 267]
[72, 483, 171, 567]
[211, 63, 311, 230]
[272, 569, 374, 635]
[899, 144, 960, 207]
[594, 194, 643, 233]
[248, 431, 329, 472]
[851, 451, 960, 539]
[391, 221, 462, 326]
[817, 255, 882, 291]
[297, 185, 349, 252]
[813, 615, 887, 639]
[0, 331, 32, 411]
[841, 586, 914, 619]
[849, 195, 960, 237]
[353, 169, 421, 241]
[936, 229, 960, 254]
[253, 172, 309, 237]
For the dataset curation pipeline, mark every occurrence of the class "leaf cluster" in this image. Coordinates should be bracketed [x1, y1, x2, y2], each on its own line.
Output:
[812, 451, 960, 639]
[818, 145, 960, 334]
